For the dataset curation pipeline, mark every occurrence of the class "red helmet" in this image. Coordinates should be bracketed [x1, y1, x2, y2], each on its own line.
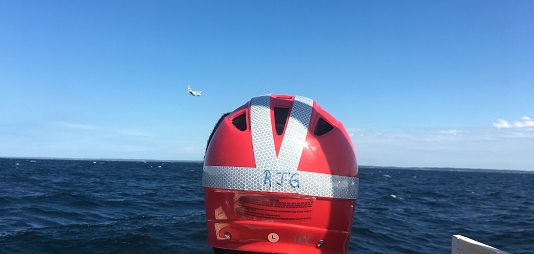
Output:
[203, 94, 358, 254]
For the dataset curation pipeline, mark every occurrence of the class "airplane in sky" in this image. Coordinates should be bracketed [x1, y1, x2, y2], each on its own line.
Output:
[187, 85, 202, 96]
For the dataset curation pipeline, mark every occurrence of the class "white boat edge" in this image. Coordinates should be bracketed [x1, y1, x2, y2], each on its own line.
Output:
[451, 235, 511, 254]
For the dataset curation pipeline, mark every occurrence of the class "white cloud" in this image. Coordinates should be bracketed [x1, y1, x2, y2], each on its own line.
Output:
[493, 116, 534, 129]
[514, 116, 534, 128]
[59, 121, 98, 130]
[58, 122, 157, 139]
[118, 129, 156, 137]
[182, 146, 196, 152]
[493, 119, 512, 128]
[350, 127, 534, 170]
[346, 127, 365, 132]
[439, 129, 462, 135]
[346, 127, 365, 137]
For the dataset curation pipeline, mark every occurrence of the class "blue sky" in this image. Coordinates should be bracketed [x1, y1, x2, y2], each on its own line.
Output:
[1, 0, 533, 170]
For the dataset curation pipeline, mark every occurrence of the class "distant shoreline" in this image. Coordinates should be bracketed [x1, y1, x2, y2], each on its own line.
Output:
[1, 156, 532, 173]
[0, 156, 202, 164]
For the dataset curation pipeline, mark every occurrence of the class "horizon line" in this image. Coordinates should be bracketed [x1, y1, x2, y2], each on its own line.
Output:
[1, 156, 531, 172]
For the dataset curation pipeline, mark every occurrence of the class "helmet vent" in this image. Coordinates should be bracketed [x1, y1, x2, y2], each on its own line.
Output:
[314, 118, 333, 136]
[274, 107, 290, 135]
[232, 113, 247, 131]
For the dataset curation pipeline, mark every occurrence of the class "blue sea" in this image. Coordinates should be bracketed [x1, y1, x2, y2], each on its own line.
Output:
[1, 158, 533, 254]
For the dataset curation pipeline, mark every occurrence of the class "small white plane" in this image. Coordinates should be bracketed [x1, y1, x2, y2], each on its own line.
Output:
[187, 85, 202, 96]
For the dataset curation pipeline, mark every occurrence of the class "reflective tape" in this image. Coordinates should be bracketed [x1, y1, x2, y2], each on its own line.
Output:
[203, 166, 359, 200]
[250, 95, 313, 171]
[277, 96, 313, 171]
[250, 95, 278, 170]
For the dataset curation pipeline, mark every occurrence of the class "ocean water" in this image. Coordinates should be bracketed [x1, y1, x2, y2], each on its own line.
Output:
[1, 158, 533, 254]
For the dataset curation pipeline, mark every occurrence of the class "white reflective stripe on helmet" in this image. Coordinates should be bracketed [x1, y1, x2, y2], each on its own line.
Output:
[277, 96, 313, 171]
[203, 166, 359, 200]
[249, 95, 277, 170]
[250, 95, 313, 171]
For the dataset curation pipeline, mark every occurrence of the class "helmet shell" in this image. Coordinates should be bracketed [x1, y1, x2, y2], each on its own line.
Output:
[203, 94, 358, 253]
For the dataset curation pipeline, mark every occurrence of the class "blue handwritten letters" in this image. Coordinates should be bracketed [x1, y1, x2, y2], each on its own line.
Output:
[263, 170, 299, 188]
